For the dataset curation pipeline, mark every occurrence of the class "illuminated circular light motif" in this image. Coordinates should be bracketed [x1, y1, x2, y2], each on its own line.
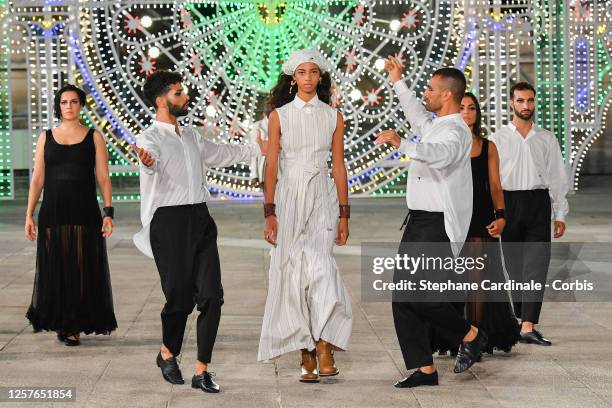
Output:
[59, 0, 461, 198]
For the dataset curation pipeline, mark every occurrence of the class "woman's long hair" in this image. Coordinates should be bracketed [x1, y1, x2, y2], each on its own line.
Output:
[265, 71, 333, 114]
[463, 92, 483, 138]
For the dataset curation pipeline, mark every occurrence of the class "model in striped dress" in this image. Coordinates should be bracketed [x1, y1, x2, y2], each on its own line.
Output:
[258, 50, 353, 383]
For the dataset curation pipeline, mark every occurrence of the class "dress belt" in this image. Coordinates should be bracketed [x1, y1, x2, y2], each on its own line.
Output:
[280, 157, 335, 231]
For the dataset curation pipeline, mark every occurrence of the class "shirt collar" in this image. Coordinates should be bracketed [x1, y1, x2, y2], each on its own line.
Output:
[152, 120, 181, 134]
[293, 94, 320, 109]
[508, 122, 537, 137]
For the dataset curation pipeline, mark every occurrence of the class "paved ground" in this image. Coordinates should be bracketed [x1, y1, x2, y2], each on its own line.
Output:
[1, 176, 612, 407]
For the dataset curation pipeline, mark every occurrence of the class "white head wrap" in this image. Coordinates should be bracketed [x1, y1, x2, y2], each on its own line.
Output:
[282, 49, 331, 76]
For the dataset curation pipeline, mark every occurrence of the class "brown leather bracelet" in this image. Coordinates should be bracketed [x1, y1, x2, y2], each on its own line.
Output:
[339, 204, 350, 219]
[264, 203, 276, 218]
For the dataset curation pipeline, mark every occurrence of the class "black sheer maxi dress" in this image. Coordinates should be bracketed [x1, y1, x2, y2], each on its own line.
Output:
[26, 129, 117, 335]
[431, 138, 519, 355]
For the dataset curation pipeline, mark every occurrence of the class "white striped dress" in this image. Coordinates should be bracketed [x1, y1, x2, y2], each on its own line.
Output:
[257, 94, 353, 361]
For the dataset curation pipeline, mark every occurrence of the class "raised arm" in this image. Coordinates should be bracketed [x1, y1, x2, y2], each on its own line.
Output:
[397, 128, 466, 170]
[386, 56, 433, 136]
[199, 132, 260, 169]
[25, 132, 46, 241]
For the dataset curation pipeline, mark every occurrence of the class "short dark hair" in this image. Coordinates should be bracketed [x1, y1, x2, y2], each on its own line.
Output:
[432, 67, 466, 104]
[142, 70, 183, 108]
[54, 84, 86, 119]
[510, 82, 536, 99]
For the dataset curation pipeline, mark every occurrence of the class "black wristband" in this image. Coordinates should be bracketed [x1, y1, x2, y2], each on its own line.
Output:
[103, 206, 114, 219]
[494, 209, 505, 220]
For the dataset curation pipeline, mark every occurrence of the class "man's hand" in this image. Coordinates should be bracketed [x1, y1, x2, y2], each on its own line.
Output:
[375, 129, 401, 149]
[554, 221, 566, 238]
[385, 56, 404, 84]
[251, 178, 261, 189]
[131, 144, 156, 167]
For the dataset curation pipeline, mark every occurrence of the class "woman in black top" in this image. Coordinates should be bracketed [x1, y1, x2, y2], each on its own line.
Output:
[24, 84, 117, 346]
[460, 92, 519, 353]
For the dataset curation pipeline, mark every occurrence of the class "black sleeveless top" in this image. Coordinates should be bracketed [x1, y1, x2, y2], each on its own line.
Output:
[38, 128, 102, 228]
[467, 138, 494, 238]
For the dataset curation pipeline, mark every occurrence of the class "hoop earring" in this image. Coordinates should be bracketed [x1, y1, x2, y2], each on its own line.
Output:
[289, 80, 296, 94]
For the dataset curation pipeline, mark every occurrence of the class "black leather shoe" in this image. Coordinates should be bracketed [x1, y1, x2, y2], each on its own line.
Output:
[156, 352, 184, 384]
[454, 329, 488, 373]
[394, 370, 439, 388]
[64, 335, 80, 347]
[520, 329, 552, 346]
[192, 371, 220, 393]
[56, 332, 67, 342]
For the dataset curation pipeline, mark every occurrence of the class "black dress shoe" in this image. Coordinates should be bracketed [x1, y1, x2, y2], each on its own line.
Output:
[520, 329, 552, 346]
[156, 352, 184, 384]
[56, 332, 67, 342]
[192, 371, 220, 393]
[394, 370, 439, 388]
[454, 329, 488, 373]
[64, 336, 80, 347]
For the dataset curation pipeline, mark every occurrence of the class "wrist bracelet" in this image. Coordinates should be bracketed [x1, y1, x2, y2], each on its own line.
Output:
[103, 206, 114, 219]
[339, 205, 351, 219]
[494, 209, 505, 220]
[264, 203, 276, 218]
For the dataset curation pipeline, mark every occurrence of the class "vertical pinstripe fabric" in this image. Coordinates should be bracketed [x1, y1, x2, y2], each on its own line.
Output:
[257, 98, 353, 362]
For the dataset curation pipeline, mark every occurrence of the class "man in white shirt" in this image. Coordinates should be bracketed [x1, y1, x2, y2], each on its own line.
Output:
[132, 71, 265, 393]
[489, 82, 569, 346]
[248, 116, 269, 189]
[376, 59, 487, 388]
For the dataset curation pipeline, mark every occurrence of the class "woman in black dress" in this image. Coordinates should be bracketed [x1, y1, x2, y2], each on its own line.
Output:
[460, 92, 519, 354]
[24, 84, 117, 346]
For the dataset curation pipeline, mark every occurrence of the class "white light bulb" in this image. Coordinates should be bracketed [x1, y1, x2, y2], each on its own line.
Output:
[141, 15, 153, 28]
[206, 105, 217, 117]
[349, 89, 362, 101]
[374, 58, 385, 70]
[148, 46, 160, 58]
[389, 20, 401, 32]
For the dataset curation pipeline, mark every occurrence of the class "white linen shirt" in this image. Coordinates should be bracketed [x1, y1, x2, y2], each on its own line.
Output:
[489, 123, 569, 222]
[393, 81, 473, 256]
[133, 120, 259, 258]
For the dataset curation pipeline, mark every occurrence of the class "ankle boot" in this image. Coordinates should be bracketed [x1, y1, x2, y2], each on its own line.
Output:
[300, 349, 319, 383]
[316, 340, 339, 377]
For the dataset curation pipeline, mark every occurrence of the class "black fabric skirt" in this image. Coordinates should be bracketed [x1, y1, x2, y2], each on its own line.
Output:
[26, 223, 117, 335]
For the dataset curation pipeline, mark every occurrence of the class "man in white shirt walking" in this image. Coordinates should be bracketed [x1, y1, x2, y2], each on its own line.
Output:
[489, 82, 569, 346]
[376, 59, 487, 388]
[131, 71, 265, 393]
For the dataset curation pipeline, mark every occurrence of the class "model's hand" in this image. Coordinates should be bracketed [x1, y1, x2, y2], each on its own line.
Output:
[375, 129, 401, 149]
[101, 216, 114, 238]
[336, 218, 349, 246]
[131, 144, 156, 167]
[385, 56, 404, 84]
[264, 216, 278, 247]
[486, 218, 506, 238]
[553, 221, 566, 238]
[25, 216, 36, 241]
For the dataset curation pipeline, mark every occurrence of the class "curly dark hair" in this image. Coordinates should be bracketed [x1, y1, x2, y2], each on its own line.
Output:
[54, 84, 86, 119]
[463, 92, 483, 138]
[142, 70, 183, 108]
[265, 71, 333, 113]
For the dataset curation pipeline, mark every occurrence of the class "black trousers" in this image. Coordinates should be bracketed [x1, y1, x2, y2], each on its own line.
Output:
[502, 189, 551, 324]
[150, 203, 223, 363]
[392, 210, 471, 370]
